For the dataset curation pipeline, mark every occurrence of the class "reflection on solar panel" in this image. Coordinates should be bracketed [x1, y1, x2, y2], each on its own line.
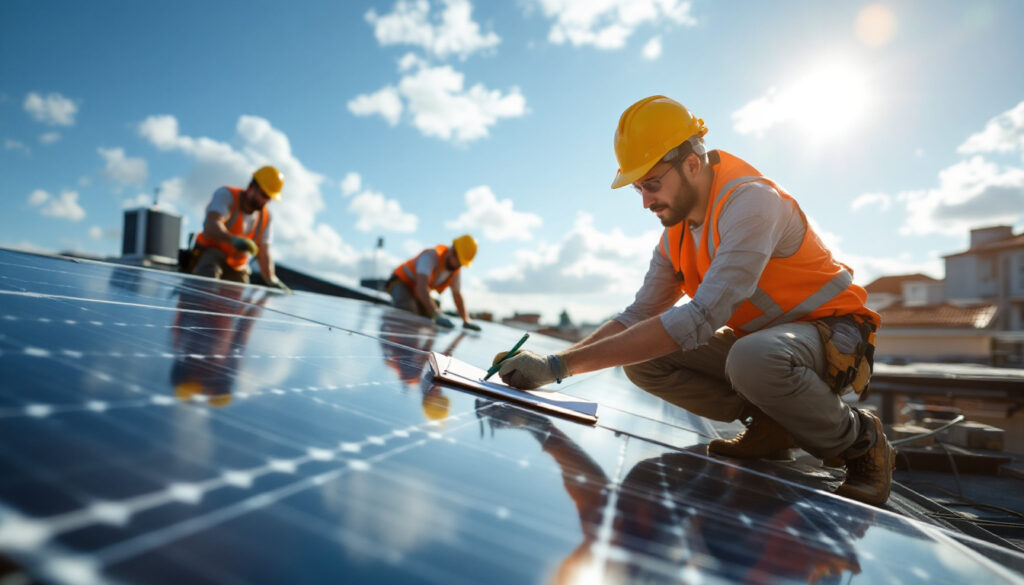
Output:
[1, 248, 1023, 584]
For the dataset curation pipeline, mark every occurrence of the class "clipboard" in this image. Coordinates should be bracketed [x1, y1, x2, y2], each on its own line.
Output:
[428, 352, 598, 424]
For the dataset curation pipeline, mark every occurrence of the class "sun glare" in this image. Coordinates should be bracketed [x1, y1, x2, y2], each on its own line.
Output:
[789, 63, 870, 143]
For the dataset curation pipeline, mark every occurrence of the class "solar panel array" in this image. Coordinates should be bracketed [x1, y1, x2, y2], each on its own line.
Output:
[1, 248, 1022, 584]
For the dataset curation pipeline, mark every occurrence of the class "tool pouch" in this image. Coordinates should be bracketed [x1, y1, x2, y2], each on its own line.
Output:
[813, 316, 876, 398]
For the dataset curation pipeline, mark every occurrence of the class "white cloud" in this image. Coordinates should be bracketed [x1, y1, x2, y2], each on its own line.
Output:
[399, 63, 526, 142]
[23, 92, 78, 126]
[340, 172, 363, 196]
[27, 189, 85, 222]
[958, 100, 1024, 157]
[99, 147, 148, 187]
[534, 0, 695, 50]
[445, 185, 542, 240]
[366, 0, 500, 60]
[27, 189, 49, 207]
[897, 156, 1024, 236]
[850, 192, 891, 212]
[485, 212, 657, 295]
[732, 63, 869, 139]
[348, 190, 418, 233]
[352, 62, 526, 142]
[347, 86, 404, 126]
[5, 139, 29, 154]
[642, 36, 662, 59]
[39, 132, 60, 144]
[137, 113, 365, 274]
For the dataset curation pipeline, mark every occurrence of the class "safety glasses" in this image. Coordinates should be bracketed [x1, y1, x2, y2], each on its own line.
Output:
[633, 163, 677, 194]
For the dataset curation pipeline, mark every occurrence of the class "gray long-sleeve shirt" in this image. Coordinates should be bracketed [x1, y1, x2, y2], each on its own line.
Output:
[614, 181, 807, 350]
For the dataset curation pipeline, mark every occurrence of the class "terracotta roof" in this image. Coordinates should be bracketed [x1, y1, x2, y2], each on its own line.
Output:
[878, 303, 997, 329]
[944, 232, 1024, 258]
[865, 273, 939, 295]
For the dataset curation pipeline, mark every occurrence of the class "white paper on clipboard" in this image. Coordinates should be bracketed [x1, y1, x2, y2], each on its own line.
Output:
[427, 352, 598, 424]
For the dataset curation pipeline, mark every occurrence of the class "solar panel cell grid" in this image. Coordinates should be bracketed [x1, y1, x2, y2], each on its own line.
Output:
[1, 249, 1023, 584]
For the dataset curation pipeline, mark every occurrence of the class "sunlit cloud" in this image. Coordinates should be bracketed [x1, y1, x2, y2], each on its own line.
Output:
[98, 147, 148, 188]
[39, 132, 60, 144]
[340, 172, 363, 196]
[23, 92, 78, 126]
[366, 0, 500, 60]
[347, 86, 403, 126]
[137, 113, 368, 274]
[26, 189, 86, 222]
[854, 4, 898, 47]
[732, 61, 870, 142]
[851, 192, 891, 212]
[958, 100, 1024, 158]
[642, 36, 662, 60]
[4, 139, 30, 154]
[445, 185, 542, 241]
[348, 190, 419, 233]
[351, 61, 526, 143]
[533, 0, 695, 50]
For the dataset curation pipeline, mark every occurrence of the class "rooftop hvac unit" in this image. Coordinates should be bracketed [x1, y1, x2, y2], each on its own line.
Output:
[121, 207, 182, 264]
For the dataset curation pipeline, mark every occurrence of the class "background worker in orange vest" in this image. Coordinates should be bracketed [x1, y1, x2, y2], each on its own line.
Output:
[388, 234, 481, 331]
[495, 96, 895, 506]
[193, 166, 289, 290]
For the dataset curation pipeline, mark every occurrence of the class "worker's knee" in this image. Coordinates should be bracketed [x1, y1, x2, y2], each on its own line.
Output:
[725, 333, 791, 398]
[623, 360, 668, 390]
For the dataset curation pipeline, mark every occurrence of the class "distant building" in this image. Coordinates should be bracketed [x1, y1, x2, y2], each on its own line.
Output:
[865, 274, 943, 311]
[944, 225, 1024, 331]
[501, 312, 543, 331]
[866, 225, 1024, 366]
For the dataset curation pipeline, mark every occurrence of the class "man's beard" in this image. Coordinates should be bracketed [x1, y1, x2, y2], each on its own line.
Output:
[655, 180, 699, 227]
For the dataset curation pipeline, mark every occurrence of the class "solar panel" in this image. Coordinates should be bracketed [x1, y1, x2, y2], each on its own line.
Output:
[1, 248, 1022, 584]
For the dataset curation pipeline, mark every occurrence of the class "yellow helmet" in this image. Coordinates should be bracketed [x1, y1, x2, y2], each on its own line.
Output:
[452, 234, 477, 267]
[611, 96, 708, 189]
[422, 391, 450, 421]
[252, 165, 284, 200]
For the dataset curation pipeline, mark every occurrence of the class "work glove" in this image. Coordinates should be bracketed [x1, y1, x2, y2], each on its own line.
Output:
[231, 236, 259, 256]
[268, 277, 292, 293]
[432, 313, 455, 329]
[497, 350, 569, 391]
[463, 321, 482, 332]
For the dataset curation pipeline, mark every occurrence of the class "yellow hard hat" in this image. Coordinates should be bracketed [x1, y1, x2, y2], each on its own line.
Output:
[422, 392, 450, 421]
[452, 234, 477, 267]
[252, 165, 284, 200]
[611, 96, 708, 189]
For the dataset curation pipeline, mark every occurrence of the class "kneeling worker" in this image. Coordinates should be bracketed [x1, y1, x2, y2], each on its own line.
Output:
[389, 235, 481, 330]
[193, 165, 289, 290]
[496, 96, 894, 506]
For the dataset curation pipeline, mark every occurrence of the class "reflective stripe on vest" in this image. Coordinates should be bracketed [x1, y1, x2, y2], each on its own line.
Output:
[657, 150, 879, 335]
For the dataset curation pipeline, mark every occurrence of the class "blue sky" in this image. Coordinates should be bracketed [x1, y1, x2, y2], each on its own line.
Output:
[2, 0, 1023, 323]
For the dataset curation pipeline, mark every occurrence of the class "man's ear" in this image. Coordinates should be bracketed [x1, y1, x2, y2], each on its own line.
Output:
[681, 152, 702, 180]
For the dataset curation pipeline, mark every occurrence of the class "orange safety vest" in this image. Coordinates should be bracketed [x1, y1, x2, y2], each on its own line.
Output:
[658, 150, 880, 336]
[195, 187, 270, 270]
[392, 245, 461, 293]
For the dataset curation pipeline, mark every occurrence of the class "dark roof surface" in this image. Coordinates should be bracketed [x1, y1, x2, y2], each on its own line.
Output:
[1, 248, 1022, 584]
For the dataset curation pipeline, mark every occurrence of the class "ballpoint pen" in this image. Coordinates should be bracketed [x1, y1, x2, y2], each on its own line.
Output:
[483, 332, 530, 381]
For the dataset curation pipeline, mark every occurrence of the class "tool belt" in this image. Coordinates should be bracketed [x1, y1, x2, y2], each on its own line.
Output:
[813, 316, 876, 398]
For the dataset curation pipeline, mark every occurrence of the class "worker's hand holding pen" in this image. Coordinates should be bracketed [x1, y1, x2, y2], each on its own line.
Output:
[495, 350, 569, 390]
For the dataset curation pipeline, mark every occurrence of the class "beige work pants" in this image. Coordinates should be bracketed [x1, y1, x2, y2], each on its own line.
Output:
[623, 322, 861, 460]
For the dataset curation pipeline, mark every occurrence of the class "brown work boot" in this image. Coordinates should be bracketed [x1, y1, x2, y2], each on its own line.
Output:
[835, 409, 896, 506]
[708, 408, 797, 459]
